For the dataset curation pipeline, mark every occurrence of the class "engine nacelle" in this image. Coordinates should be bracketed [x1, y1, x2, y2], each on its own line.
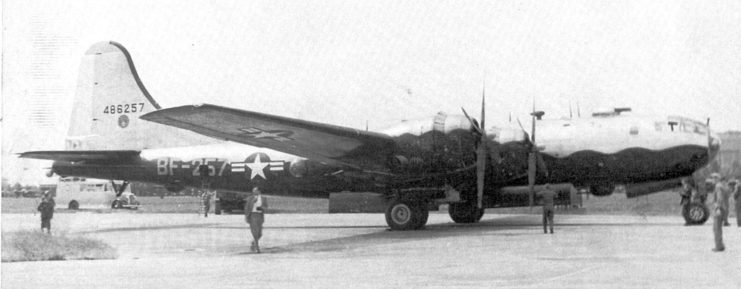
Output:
[388, 155, 424, 172]
[589, 182, 616, 196]
[289, 159, 308, 178]
[288, 159, 334, 178]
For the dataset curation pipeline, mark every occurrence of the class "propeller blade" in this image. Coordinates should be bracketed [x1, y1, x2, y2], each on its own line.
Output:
[476, 142, 486, 208]
[480, 87, 485, 131]
[477, 88, 486, 208]
[528, 152, 536, 207]
[536, 150, 548, 177]
[516, 118, 529, 141]
[461, 107, 482, 134]
[531, 113, 536, 143]
[707, 118, 711, 156]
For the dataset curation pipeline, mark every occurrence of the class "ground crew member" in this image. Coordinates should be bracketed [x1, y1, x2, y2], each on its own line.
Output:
[716, 175, 732, 227]
[679, 177, 696, 225]
[699, 178, 714, 204]
[245, 186, 268, 253]
[710, 173, 728, 252]
[538, 184, 556, 234]
[730, 178, 740, 227]
[37, 191, 55, 234]
[201, 190, 214, 217]
[679, 178, 694, 205]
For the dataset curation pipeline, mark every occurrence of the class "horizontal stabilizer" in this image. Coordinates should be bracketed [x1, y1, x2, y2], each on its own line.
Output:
[19, 150, 141, 162]
[141, 104, 396, 169]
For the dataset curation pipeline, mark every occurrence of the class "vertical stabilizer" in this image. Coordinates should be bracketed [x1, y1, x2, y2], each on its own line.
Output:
[66, 41, 214, 150]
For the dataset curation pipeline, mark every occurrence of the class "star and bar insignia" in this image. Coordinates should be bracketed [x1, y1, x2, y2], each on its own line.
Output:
[231, 153, 284, 180]
[238, 127, 294, 142]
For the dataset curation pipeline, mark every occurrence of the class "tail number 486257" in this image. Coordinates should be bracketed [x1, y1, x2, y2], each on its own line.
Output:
[103, 103, 145, 114]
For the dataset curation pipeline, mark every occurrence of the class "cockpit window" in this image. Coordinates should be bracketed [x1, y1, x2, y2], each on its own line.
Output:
[666, 117, 707, 135]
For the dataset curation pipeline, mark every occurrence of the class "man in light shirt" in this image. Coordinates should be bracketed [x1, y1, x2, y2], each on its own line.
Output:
[245, 186, 268, 253]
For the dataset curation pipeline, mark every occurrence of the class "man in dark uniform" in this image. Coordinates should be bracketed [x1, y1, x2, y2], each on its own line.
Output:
[37, 191, 55, 234]
[245, 187, 268, 253]
[538, 184, 556, 234]
[730, 178, 740, 227]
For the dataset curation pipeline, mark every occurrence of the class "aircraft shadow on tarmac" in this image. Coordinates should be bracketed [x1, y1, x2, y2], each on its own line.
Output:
[256, 215, 682, 254]
[77, 214, 679, 255]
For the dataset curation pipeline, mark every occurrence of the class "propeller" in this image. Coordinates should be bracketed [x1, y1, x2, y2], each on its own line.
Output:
[707, 118, 711, 161]
[460, 85, 502, 209]
[517, 106, 549, 208]
[706, 118, 717, 171]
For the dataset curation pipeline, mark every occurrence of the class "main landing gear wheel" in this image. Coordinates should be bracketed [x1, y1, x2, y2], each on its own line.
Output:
[449, 202, 484, 224]
[683, 201, 709, 225]
[385, 199, 429, 231]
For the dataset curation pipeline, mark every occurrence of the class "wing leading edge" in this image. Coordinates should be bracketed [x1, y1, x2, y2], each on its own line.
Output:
[141, 104, 396, 170]
[19, 150, 141, 163]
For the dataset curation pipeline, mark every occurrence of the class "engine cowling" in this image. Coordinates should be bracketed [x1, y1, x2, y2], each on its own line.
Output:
[589, 182, 615, 196]
[289, 160, 308, 178]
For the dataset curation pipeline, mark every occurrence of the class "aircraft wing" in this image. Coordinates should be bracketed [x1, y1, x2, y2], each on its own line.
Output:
[141, 104, 396, 169]
[19, 150, 141, 162]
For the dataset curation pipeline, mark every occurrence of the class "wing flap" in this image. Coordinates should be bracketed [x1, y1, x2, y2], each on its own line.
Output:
[141, 104, 396, 169]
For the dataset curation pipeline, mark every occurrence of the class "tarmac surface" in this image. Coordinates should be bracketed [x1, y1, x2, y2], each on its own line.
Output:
[2, 211, 740, 289]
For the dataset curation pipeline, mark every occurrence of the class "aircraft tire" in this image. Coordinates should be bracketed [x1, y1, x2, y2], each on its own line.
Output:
[414, 204, 429, 230]
[68, 200, 79, 210]
[449, 202, 484, 224]
[385, 199, 426, 231]
[111, 200, 118, 209]
[683, 201, 709, 225]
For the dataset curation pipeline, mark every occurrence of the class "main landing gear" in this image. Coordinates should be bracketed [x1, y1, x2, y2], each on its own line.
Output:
[448, 201, 484, 224]
[384, 187, 486, 230]
[385, 199, 429, 231]
[682, 201, 710, 225]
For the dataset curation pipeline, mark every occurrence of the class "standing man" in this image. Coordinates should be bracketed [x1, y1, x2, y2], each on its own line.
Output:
[538, 184, 556, 234]
[245, 186, 268, 253]
[37, 191, 55, 234]
[730, 178, 740, 227]
[720, 178, 732, 227]
[710, 173, 729, 252]
[201, 190, 214, 217]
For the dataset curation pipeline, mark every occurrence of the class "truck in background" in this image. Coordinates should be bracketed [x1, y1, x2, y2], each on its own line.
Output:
[56, 177, 138, 210]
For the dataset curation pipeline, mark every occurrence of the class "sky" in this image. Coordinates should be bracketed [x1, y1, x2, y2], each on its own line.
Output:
[2, 0, 741, 184]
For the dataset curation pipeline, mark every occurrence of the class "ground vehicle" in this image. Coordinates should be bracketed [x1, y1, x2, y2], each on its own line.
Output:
[112, 192, 140, 209]
[214, 190, 247, 214]
[56, 177, 127, 209]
